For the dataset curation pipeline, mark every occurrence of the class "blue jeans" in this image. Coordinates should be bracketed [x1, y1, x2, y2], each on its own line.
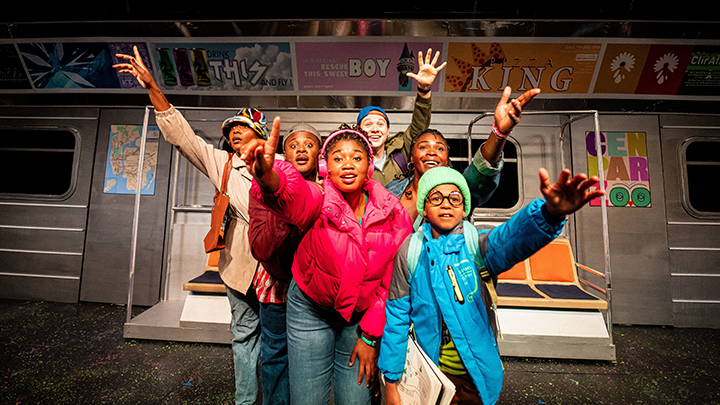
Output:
[226, 285, 261, 405]
[286, 285, 371, 405]
[259, 302, 289, 405]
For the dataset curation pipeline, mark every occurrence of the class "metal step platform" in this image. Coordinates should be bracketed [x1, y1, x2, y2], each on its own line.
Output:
[124, 295, 232, 344]
[497, 307, 615, 360]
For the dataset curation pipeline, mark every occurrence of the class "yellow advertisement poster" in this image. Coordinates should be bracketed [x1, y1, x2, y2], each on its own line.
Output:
[445, 42, 601, 94]
[593, 44, 652, 94]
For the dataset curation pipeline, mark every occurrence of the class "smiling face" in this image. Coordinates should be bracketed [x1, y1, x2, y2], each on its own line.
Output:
[359, 113, 390, 154]
[412, 132, 449, 176]
[326, 139, 371, 195]
[227, 123, 259, 154]
[423, 183, 465, 238]
[284, 131, 320, 180]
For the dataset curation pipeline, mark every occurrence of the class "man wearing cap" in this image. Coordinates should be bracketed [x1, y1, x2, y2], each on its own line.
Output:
[114, 48, 267, 405]
[357, 49, 446, 186]
[248, 123, 321, 405]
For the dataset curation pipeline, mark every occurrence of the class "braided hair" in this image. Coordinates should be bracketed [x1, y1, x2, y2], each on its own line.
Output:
[324, 123, 372, 161]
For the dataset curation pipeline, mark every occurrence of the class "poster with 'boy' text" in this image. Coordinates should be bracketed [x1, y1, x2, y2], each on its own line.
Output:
[295, 41, 443, 93]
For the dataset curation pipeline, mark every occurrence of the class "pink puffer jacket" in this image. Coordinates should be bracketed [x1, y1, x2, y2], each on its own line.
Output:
[251, 160, 412, 337]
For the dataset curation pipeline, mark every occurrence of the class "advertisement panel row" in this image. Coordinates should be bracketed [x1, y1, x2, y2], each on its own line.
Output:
[1, 39, 718, 97]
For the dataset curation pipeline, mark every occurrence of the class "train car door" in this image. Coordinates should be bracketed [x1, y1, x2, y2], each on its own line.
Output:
[571, 114, 672, 326]
[660, 114, 720, 328]
[80, 108, 173, 306]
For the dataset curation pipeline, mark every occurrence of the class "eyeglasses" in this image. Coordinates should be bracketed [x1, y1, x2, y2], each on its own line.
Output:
[426, 190, 464, 207]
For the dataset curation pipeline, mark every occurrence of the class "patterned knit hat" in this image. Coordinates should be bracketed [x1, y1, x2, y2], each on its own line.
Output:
[222, 108, 269, 139]
[417, 166, 472, 217]
[356, 106, 390, 126]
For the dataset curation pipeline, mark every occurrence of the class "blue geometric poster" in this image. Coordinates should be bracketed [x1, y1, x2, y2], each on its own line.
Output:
[18, 42, 121, 89]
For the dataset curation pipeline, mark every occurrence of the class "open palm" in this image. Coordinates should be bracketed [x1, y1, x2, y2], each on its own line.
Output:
[406, 49, 447, 89]
[112, 46, 155, 89]
[540, 168, 605, 218]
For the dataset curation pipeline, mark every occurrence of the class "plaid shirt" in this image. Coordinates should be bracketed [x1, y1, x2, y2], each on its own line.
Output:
[252, 264, 289, 304]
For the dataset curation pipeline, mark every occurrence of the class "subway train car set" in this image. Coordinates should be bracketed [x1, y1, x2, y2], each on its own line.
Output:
[1, 20, 718, 360]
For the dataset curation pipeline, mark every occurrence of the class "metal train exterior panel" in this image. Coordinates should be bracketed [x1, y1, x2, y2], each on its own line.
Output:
[1, 105, 717, 328]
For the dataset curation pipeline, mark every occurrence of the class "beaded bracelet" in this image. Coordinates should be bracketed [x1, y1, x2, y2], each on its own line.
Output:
[493, 121, 511, 139]
[360, 334, 377, 347]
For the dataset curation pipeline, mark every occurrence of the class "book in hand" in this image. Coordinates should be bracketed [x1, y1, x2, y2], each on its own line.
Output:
[395, 337, 456, 405]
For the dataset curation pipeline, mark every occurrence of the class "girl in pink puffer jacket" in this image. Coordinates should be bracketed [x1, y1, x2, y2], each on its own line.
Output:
[241, 121, 412, 405]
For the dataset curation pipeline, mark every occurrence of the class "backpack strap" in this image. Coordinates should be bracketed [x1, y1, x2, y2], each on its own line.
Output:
[412, 214, 424, 232]
[463, 222, 499, 302]
[462, 221, 497, 305]
[390, 150, 409, 177]
[406, 228, 425, 281]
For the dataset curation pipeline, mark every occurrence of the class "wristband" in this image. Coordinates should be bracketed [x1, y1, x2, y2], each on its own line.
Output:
[493, 121, 511, 138]
[360, 334, 377, 347]
[417, 86, 431, 94]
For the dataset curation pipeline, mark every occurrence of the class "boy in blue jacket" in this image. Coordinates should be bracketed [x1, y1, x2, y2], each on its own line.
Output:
[379, 166, 604, 405]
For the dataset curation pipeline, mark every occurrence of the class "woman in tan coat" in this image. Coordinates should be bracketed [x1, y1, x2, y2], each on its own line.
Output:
[114, 46, 264, 405]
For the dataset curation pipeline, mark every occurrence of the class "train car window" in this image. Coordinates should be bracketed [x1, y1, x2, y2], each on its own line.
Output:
[0, 129, 77, 197]
[446, 137, 519, 209]
[684, 140, 720, 214]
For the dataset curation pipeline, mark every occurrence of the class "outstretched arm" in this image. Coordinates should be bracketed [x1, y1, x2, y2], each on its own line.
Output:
[240, 117, 282, 194]
[406, 48, 447, 99]
[481, 86, 541, 167]
[112, 46, 171, 112]
[398, 49, 446, 159]
[540, 168, 605, 221]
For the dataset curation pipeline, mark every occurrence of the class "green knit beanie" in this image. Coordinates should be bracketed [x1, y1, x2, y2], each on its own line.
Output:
[417, 166, 472, 217]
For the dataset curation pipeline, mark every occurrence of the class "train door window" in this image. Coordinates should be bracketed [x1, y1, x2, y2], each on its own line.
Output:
[447, 137, 520, 209]
[0, 129, 78, 198]
[682, 139, 720, 215]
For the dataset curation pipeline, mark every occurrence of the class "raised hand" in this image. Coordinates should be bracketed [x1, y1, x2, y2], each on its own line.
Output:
[539, 168, 605, 220]
[494, 86, 541, 135]
[113, 46, 170, 111]
[112, 46, 155, 89]
[240, 117, 282, 192]
[406, 48, 447, 91]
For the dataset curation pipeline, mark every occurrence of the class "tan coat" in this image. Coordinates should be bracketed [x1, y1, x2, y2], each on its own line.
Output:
[155, 106, 258, 294]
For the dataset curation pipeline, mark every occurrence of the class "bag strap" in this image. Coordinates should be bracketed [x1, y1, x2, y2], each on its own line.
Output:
[412, 214, 424, 232]
[407, 228, 424, 281]
[463, 221, 498, 307]
[463, 221, 501, 339]
[391, 150, 409, 177]
[219, 152, 233, 196]
[462, 221, 484, 275]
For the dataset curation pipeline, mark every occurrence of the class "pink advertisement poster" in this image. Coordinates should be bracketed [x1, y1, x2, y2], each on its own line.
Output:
[295, 41, 443, 92]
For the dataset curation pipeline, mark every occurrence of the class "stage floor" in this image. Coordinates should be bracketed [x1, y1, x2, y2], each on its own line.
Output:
[1, 298, 718, 404]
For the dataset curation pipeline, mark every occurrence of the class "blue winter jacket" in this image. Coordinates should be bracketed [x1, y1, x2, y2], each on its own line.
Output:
[378, 199, 564, 405]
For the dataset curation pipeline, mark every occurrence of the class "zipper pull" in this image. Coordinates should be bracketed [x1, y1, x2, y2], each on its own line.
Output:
[446, 265, 465, 304]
